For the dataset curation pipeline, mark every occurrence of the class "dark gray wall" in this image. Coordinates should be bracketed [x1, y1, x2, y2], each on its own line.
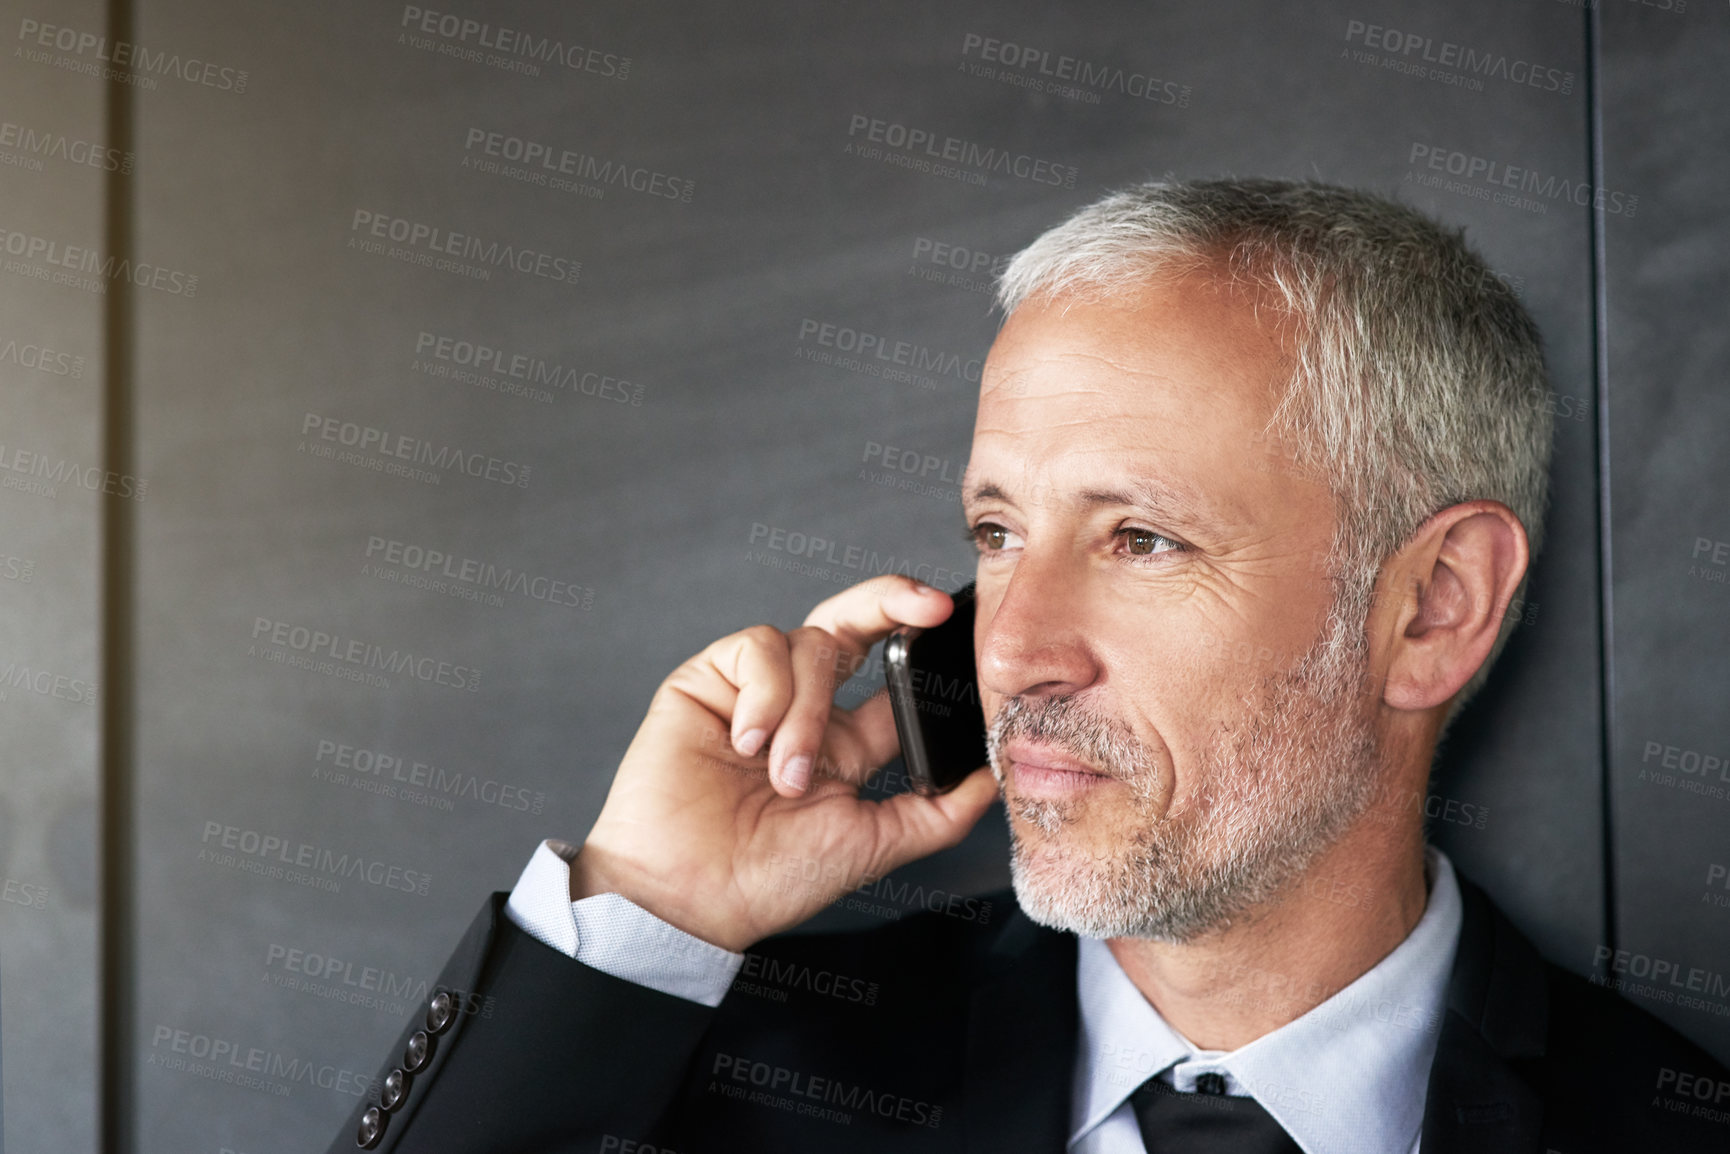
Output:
[1599, 0, 1730, 1071]
[0, 1, 1723, 1150]
[0, 0, 108, 1148]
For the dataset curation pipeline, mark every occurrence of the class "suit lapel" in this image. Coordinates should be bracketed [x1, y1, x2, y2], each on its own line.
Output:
[963, 909, 1079, 1153]
[1420, 879, 1549, 1154]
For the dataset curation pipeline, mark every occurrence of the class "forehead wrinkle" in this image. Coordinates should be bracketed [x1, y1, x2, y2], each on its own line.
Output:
[985, 314, 1283, 414]
[974, 414, 1130, 435]
[978, 375, 1130, 408]
[981, 360, 1225, 431]
[983, 338, 1170, 376]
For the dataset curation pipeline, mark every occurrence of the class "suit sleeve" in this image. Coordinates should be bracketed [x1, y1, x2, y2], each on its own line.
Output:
[326, 893, 718, 1154]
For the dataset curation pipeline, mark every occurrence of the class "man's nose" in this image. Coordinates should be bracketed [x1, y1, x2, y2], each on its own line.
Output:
[977, 555, 1100, 700]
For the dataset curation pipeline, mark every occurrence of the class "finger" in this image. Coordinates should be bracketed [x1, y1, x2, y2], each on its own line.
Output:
[670, 572, 952, 746]
[767, 626, 852, 794]
[801, 574, 955, 658]
[718, 625, 794, 757]
[869, 767, 1000, 873]
[661, 624, 791, 759]
[812, 689, 903, 787]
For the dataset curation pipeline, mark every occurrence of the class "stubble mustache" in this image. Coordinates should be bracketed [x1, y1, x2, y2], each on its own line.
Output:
[985, 694, 1163, 833]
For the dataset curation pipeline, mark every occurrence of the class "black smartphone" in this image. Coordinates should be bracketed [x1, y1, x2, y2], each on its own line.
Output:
[884, 582, 988, 796]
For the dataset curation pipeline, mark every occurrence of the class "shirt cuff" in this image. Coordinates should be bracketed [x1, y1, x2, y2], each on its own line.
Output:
[504, 839, 746, 1008]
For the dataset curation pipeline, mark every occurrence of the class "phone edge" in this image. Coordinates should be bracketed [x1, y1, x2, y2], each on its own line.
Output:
[883, 626, 941, 797]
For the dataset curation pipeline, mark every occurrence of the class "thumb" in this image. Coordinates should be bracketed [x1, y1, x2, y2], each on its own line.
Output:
[871, 767, 1000, 875]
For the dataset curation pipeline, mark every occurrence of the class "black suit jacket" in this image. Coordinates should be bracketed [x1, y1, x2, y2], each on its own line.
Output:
[329, 876, 1730, 1153]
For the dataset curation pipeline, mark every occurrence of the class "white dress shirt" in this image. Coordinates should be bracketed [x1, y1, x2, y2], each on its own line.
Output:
[504, 841, 1462, 1154]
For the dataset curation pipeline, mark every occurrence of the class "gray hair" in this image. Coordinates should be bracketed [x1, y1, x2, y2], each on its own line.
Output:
[996, 178, 1554, 716]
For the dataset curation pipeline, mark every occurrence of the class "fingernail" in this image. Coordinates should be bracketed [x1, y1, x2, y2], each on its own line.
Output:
[782, 754, 813, 792]
[735, 728, 768, 757]
[913, 582, 944, 596]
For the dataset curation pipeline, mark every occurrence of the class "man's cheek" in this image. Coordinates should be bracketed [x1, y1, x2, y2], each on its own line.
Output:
[1193, 627, 1286, 674]
[1183, 570, 1326, 677]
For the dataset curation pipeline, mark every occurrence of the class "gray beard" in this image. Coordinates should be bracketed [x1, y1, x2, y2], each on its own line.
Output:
[988, 613, 1379, 943]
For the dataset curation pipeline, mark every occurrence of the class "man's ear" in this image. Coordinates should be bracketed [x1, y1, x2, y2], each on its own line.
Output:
[1375, 501, 1530, 713]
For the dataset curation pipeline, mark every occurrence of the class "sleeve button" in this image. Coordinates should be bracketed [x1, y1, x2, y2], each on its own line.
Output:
[356, 1105, 387, 1149]
[380, 1067, 411, 1111]
[403, 1029, 435, 1073]
[426, 989, 457, 1035]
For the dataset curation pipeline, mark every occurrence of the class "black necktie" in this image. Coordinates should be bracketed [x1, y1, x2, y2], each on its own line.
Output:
[1131, 1074, 1302, 1154]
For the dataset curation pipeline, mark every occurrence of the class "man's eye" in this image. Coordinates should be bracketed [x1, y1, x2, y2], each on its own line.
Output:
[1119, 528, 1180, 556]
[970, 522, 1012, 551]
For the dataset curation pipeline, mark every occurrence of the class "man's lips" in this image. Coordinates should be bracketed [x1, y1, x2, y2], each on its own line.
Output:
[1004, 740, 1111, 798]
[1005, 740, 1104, 775]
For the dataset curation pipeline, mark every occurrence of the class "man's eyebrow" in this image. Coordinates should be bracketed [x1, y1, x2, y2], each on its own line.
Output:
[962, 480, 1013, 505]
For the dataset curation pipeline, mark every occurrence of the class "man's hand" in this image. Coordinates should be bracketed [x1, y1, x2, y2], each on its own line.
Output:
[570, 576, 1000, 953]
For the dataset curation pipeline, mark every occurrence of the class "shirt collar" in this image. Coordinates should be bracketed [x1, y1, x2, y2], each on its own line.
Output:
[1071, 847, 1463, 1154]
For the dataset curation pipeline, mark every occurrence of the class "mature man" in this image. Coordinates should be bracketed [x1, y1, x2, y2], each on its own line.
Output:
[332, 181, 1728, 1153]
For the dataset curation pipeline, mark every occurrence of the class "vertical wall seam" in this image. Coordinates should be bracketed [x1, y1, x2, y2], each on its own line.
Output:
[1584, 1, 1619, 962]
[99, 0, 137, 1149]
